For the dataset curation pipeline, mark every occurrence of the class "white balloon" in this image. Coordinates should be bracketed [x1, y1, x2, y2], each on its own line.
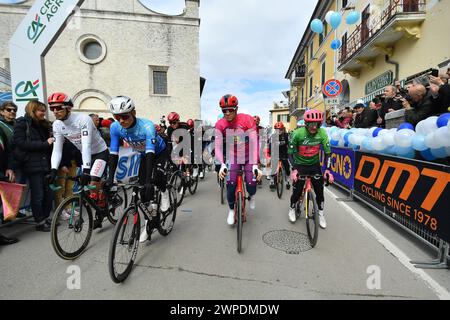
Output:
[332, 131, 340, 141]
[423, 116, 438, 135]
[325, 11, 335, 25]
[348, 134, 357, 145]
[434, 126, 450, 147]
[415, 120, 428, 136]
[382, 132, 395, 146]
[424, 132, 440, 149]
[377, 129, 388, 137]
[372, 136, 385, 151]
[394, 129, 415, 148]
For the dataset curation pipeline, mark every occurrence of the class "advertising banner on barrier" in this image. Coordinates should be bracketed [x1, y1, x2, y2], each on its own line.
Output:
[320, 147, 355, 189]
[354, 152, 450, 243]
[116, 147, 140, 184]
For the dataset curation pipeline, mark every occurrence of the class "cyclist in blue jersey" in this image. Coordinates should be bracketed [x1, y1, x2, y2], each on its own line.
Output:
[105, 96, 169, 242]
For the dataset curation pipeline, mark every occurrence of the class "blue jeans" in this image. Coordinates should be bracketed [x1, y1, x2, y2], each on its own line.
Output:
[27, 172, 54, 224]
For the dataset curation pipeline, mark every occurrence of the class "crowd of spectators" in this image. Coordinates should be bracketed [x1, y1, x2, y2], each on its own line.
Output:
[327, 66, 450, 130]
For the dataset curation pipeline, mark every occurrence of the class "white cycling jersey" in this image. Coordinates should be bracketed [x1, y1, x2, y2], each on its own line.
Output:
[51, 112, 107, 170]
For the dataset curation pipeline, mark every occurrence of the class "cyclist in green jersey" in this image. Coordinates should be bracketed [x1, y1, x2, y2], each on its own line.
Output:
[287, 109, 334, 228]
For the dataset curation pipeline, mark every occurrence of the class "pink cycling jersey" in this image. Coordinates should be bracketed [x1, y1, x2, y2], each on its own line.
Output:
[215, 113, 258, 165]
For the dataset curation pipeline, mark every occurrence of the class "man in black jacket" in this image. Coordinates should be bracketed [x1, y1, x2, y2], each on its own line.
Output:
[353, 100, 378, 128]
[429, 75, 450, 114]
[403, 84, 435, 127]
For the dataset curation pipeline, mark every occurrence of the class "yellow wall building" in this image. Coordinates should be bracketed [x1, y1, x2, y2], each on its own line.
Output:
[336, 0, 450, 106]
[286, 0, 338, 130]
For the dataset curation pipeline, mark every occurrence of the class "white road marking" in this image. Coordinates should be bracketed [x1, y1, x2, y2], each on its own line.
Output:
[325, 188, 450, 300]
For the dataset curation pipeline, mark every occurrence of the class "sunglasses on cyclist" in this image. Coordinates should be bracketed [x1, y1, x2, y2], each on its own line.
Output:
[305, 122, 319, 127]
[222, 108, 237, 114]
[49, 105, 65, 112]
[113, 113, 132, 121]
[169, 121, 179, 125]
[5, 108, 17, 113]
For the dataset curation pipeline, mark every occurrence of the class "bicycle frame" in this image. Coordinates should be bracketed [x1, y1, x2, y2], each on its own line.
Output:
[235, 172, 247, 222]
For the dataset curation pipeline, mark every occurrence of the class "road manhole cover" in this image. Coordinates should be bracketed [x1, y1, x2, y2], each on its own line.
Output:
[262, 230, 312, 254]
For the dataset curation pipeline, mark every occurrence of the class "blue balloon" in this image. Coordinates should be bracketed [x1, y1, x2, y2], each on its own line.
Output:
[430, 147, 448, 159]
[330, 139, 339, 146]
[330, 12, 342, 29]
[331, 39, 341, 50]
[436, 113, 450, 128]
[385, 145, 397, 155]
[372, 128, 383, 137]
[412, 135, 427, 151]
[395, 146, 414, 156]
[311, 19, 324, 34]
[346, 11, 360, 25]
[397, 122, 414, 131]
[420, 149, 437, 161]
[343, 132, 353, 144]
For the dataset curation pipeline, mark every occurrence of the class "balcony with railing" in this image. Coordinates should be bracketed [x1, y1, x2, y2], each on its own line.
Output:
[338, 0, 426, 74]
[292, 64, 306, 86]
[289, 95, 299, 116]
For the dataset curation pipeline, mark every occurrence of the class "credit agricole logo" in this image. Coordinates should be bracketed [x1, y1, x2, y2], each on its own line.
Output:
[27, 0, 66, 43]
[14, 79, 40, 102]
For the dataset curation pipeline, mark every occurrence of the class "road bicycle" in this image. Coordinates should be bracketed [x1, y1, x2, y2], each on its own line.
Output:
[108, 181, 177, 283]
[293, 173, 329, 248]
[223, 167, 258, 253]
[50, 176, 128, 260]
[274, 159, 288, 199]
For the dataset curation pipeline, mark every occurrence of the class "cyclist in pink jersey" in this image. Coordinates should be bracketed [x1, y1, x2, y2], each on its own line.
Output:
[215, 94, 262, 225]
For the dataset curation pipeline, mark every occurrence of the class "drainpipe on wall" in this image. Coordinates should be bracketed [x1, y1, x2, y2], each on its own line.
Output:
[385, 55, 399, 81]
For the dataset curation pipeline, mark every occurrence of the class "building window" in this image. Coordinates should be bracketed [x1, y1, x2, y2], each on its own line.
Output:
[321, 61, 326, 87]
[309, 76, 313, 97]
[342, 0, 348, 9]
[76, 34, 107, 65]
[150, 66, 169, 95]
[309, 43, 314, 60]
[277, 114, 290, 123]
[319, 22, 328, 45]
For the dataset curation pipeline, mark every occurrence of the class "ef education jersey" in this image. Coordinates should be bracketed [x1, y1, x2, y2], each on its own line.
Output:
[109, 118, 165, 155]
[288, 127, 331, 166]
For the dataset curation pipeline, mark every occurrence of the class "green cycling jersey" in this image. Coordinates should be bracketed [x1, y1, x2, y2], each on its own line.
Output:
[288, 127, 331, 166]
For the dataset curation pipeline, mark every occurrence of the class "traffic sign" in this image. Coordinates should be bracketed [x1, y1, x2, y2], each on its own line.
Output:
[323, 79, 343, 98]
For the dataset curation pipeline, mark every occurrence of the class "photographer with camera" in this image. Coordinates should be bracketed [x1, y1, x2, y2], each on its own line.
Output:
[402, 83, 434, 127]
[429, 74, 450, 114]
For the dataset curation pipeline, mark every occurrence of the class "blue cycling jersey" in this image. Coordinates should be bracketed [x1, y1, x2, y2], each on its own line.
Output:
[110, 118, 166, 155]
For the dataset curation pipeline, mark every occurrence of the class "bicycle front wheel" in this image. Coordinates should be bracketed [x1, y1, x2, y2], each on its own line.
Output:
[107, 186, 129, 225]
[158, 184, 177, 236]
[108, 206, 141, 283]
[276, 167, 284, 199]
[236, 192, 243, 253]
[170, 171, 185, 207]
[51, 195, 93, 260]
[188, 174, 199, 195]
[305, 190, 319, 247]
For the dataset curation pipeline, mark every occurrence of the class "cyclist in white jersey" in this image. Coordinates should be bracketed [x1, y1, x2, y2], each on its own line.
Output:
[47, 92, 109, 229]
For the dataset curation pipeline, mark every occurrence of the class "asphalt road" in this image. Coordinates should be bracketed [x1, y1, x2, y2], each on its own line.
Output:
[1, 171, 449, 300]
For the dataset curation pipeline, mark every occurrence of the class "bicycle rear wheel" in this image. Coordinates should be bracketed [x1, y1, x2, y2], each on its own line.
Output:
[305, 190, 319, 247]
[108, 206, 141, 283]
[107, 186, 128, 225]
[51, 195, 93, 260]
[276, 167, 284, 199]
[236, 192, 243, 253]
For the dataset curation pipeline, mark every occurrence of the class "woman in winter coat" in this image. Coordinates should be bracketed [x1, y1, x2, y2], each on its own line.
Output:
[13, 100, 54, 232]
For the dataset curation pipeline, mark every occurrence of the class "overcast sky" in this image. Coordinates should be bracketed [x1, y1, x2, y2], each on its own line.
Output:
[140, 0, 318, 126]
[1, 0, 318, 125]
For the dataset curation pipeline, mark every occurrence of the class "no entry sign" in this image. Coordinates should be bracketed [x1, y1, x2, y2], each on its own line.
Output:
[323, 79, 343, 98]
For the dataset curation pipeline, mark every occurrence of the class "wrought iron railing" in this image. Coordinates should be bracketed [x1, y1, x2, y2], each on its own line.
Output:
[339, 0, 426, 66]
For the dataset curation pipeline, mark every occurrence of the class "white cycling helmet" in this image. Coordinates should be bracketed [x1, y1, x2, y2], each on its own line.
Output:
[108, 96, 135, 114]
